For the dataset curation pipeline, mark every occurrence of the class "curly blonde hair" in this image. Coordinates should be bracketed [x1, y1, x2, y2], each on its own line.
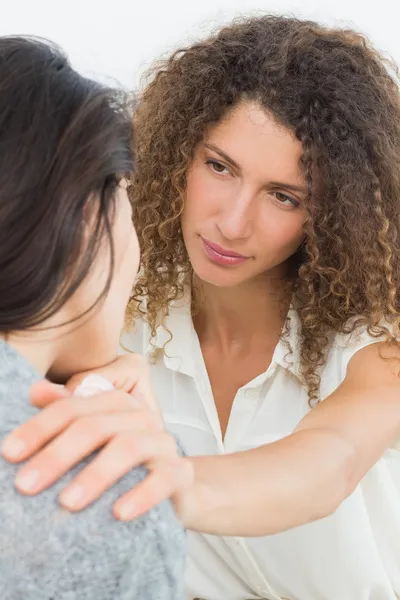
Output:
[129, 14, 400, 403]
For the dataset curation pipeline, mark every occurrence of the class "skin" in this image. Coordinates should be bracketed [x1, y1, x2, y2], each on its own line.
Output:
[3, 102, 400, 535]
[6, 182, 140, 379]
[183, 102, 306, 436]
[182, 102, 306, 290]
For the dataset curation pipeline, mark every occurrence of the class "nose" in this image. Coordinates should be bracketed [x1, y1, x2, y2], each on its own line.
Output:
[217, 187, 254, 241]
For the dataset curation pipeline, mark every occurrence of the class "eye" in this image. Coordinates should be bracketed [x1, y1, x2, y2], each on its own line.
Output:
[205, 159, 230, 175]
[273, 191, 300, 209]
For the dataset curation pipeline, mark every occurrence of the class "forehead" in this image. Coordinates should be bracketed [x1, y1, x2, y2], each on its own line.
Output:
[204, 101, 305, 185]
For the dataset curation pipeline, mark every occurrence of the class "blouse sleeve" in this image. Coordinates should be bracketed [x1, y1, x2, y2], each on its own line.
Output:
[335, 324, 388, 378]
[334, 323, 400, 450]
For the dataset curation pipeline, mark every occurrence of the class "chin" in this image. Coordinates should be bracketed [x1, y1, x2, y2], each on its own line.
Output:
[192, 262, 247, 288]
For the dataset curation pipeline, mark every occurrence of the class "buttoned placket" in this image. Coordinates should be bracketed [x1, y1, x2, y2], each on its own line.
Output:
[171, 306, 295, 599]
[228, 537, 288, 600]
[192, 350, 286, 600]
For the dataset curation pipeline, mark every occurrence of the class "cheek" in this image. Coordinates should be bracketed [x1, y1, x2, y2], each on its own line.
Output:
[260, 214, 305, 256]
[86, 228, 139, 348]
[121, 228, 140, 289]
[52, 226, 140, 378]
[109, 228, 140, 324]
[184, 166, 221, 225]
[184, 171, 203, 219]
[283, 220, 305, 247]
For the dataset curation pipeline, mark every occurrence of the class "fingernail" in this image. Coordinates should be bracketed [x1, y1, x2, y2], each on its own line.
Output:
[60, 485, 84, 509]
[15, 469, 40, 492]
[117, 503, 136, 520]
[2, 437, 26, 459]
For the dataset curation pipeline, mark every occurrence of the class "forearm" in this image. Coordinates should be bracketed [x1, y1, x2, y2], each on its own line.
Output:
[182, 428, 356, 536]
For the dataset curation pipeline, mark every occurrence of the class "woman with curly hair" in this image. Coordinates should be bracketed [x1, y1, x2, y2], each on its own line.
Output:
[5, 14, 400, 600]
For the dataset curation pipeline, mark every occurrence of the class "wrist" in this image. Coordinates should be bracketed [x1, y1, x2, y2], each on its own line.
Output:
[177, 457, 223, 532]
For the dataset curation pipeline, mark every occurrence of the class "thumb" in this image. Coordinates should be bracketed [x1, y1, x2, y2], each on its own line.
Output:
[30, 379, 70, 408]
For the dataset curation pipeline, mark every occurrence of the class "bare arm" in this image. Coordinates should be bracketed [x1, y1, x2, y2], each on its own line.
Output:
[180, 341, 400, 535]
[5, 344, 400, 538]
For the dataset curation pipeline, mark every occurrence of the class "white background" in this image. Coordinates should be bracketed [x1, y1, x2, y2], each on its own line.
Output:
[1, 0, 399, 88]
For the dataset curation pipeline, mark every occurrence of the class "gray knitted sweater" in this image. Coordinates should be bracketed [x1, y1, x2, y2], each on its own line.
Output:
[0, 340, 186, 599]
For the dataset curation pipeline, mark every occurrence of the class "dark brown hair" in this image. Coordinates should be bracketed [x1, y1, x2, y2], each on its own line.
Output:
[130, 15, 400, 402]
[0, 37, 134, 332]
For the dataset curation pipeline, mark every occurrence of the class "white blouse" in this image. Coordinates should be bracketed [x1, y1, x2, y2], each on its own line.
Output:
[120, 298, 400, 600]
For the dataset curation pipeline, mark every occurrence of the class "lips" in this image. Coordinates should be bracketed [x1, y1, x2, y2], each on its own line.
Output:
[201, 237, 249, 266]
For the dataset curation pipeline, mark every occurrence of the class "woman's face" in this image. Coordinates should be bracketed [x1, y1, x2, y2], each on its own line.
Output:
[181, 101, 307, 288]
[49, 182, 140, 381]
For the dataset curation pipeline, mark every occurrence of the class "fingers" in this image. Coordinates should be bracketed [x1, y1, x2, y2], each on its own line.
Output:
[13, 411, 158, 495]
[65, 354, 162, 420]
[1, 390, 144, 462]
[58, 430, 177, 511]
[30, 380, 70, 408]
[65, 372, 93, 394]
[113, 458, 194, 520]
[66, 354, 149, 395]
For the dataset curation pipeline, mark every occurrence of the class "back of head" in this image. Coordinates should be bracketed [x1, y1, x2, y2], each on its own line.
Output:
[133, 15, 400, 401]
[0, 37, 134, 332]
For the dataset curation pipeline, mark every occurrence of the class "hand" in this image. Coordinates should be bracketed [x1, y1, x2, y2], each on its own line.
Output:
[66, 353, 163, 420]
[1, 355, 193, 521]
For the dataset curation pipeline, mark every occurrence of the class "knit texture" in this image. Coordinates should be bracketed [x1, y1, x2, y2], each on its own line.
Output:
[0, 340, 186, 599]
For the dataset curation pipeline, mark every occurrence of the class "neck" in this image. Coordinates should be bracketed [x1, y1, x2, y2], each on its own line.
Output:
[2, 329, 60, 378]
[192, 270, 291, 351]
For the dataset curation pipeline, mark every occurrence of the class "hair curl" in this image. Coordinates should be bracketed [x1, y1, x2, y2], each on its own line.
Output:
[129, 14, 400, 403]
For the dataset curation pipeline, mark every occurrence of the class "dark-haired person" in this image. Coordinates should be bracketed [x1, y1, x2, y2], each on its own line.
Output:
[0, 36, 186, 600]
[6, 16, 400, 600]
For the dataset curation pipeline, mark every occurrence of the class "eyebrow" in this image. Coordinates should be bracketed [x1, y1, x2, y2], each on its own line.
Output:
[202, 142, 307, 196]
[203, 143, 240, 170]
[269, 181, 307, 194]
